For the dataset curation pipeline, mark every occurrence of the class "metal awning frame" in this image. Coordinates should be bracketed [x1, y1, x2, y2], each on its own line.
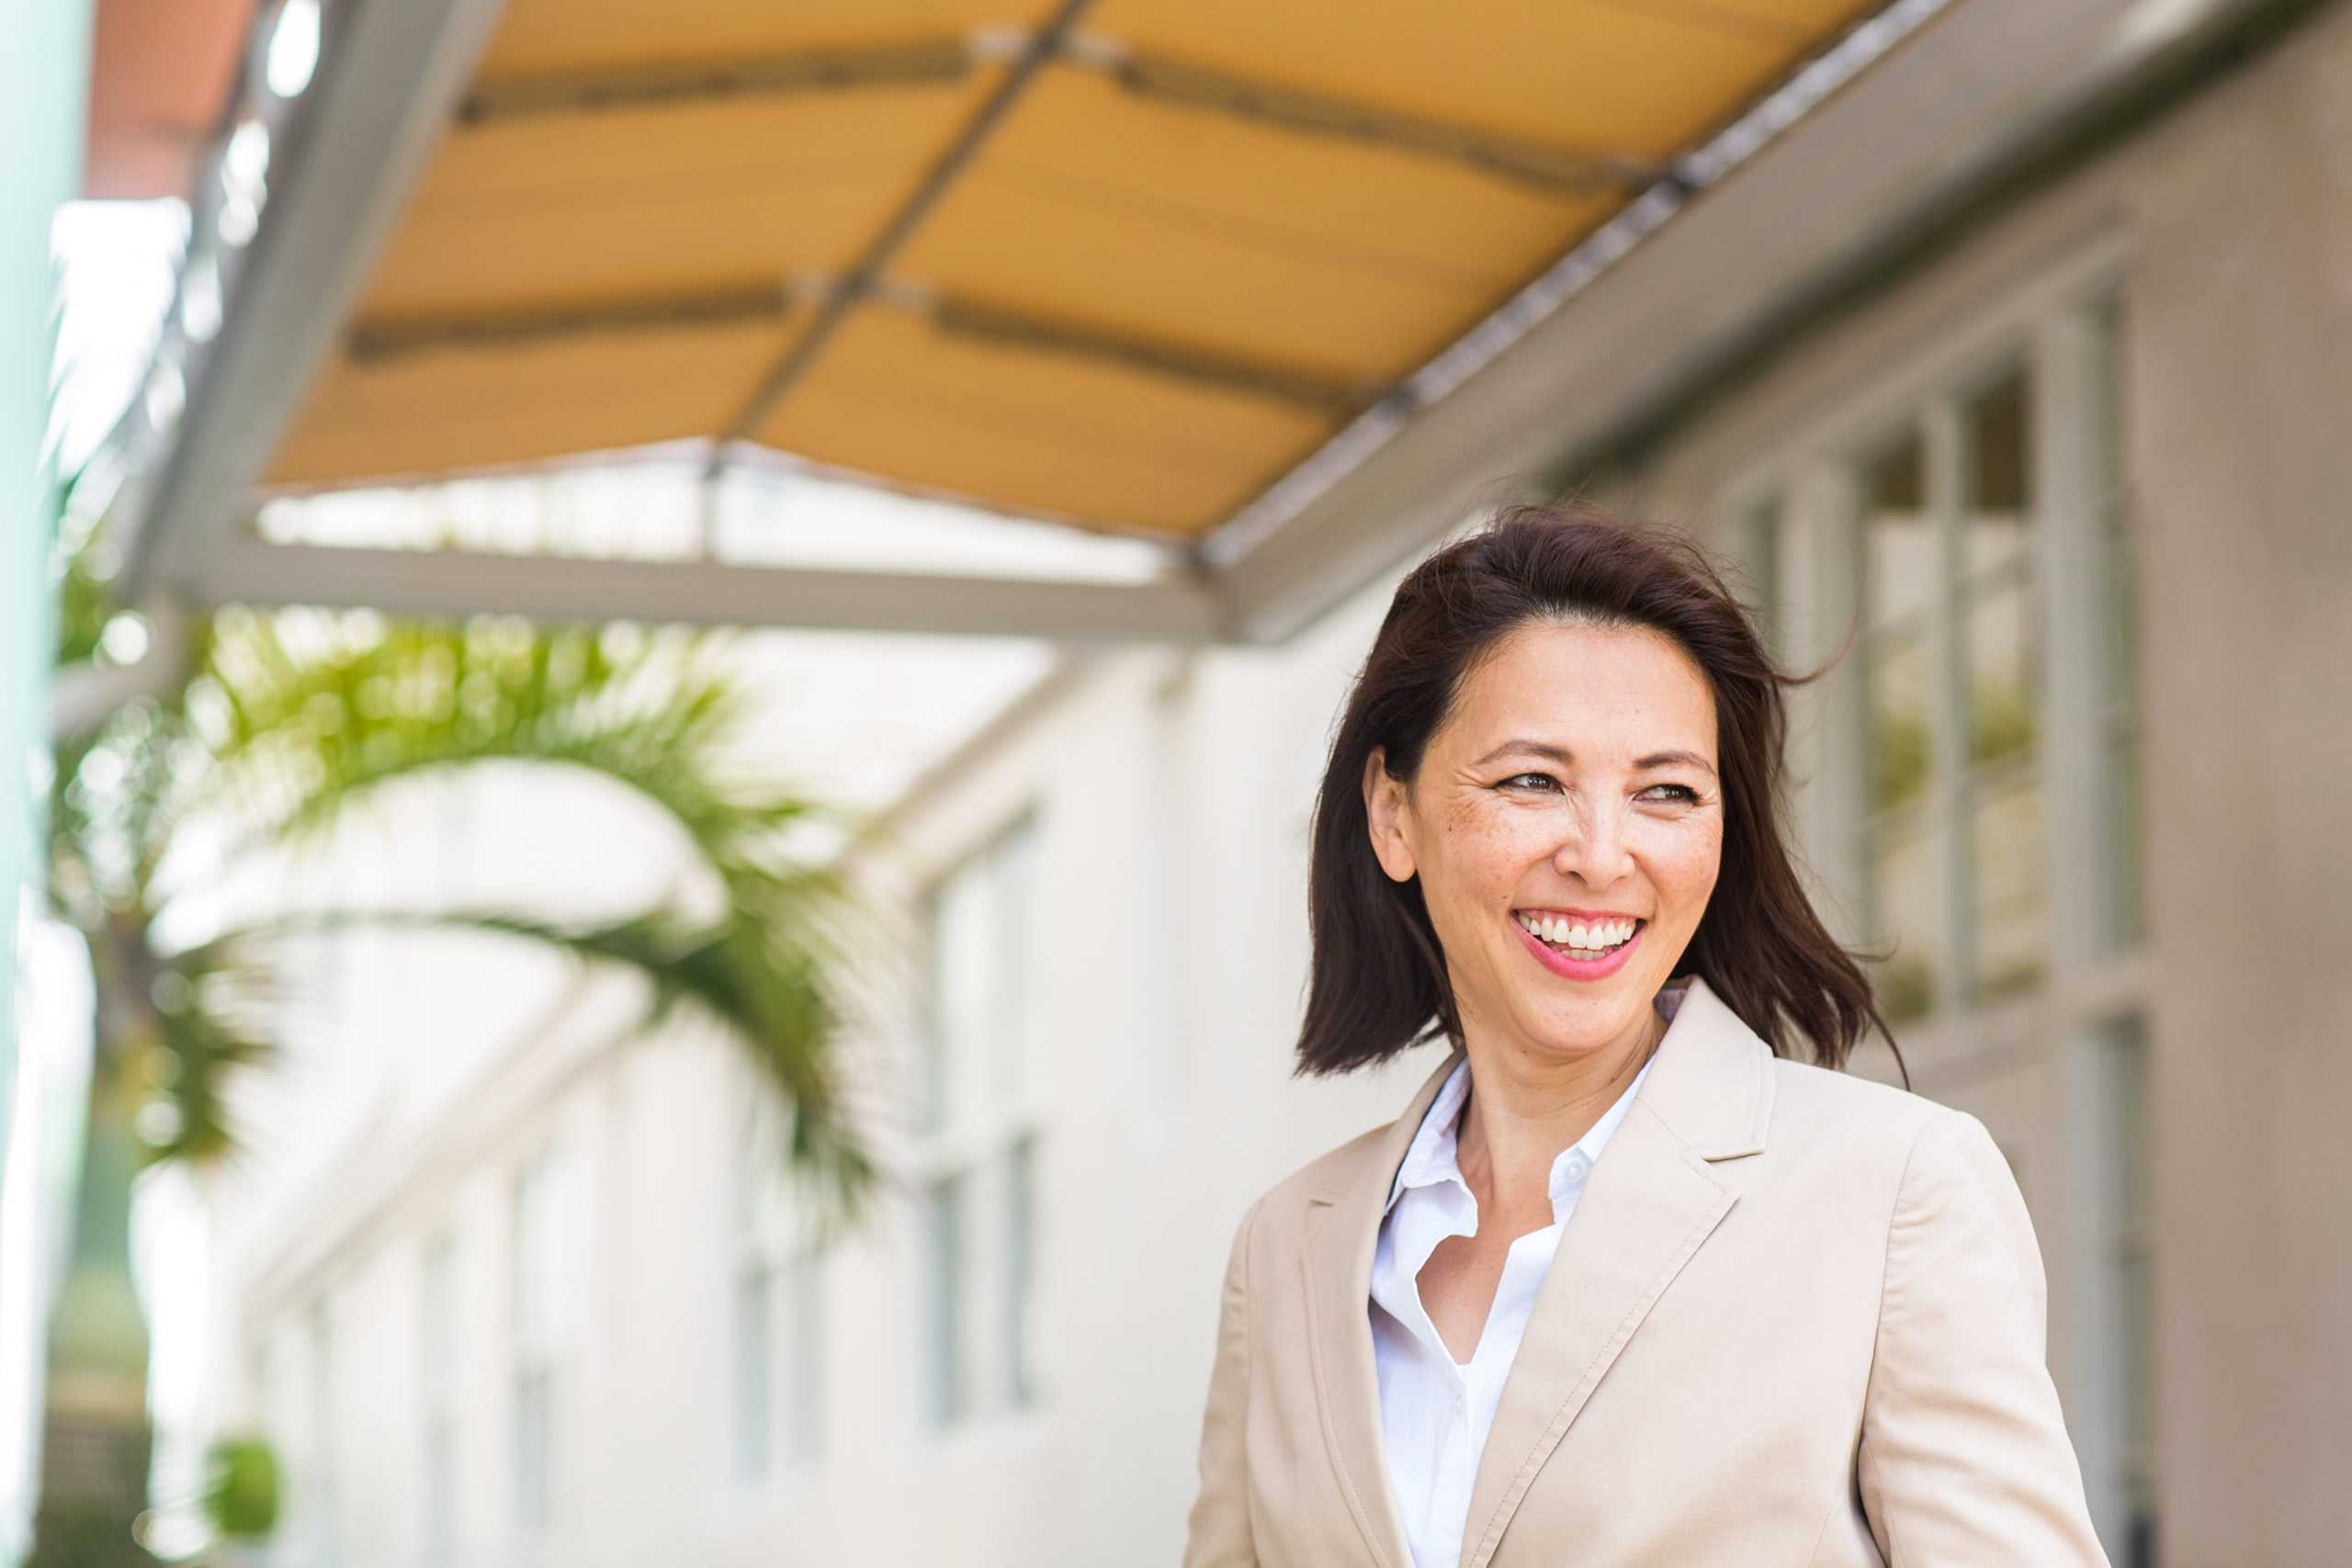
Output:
[83, 0, 2282, 660]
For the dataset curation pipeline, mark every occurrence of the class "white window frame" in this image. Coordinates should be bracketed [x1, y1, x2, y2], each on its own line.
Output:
[304, 1294, 339, 1568]
[729, 1095, 827, 1488]
[910, 808, 1047, 1435]
[1714, 226, 2154, 1564]
[419, 1226, 459, 1567]
[511, 1136, 585, 1534]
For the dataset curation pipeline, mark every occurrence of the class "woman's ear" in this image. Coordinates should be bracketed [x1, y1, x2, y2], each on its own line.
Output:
[1362, 746, 1418, 884]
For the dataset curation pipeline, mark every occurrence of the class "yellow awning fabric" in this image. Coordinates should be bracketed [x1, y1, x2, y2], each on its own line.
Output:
[264, 0, 1877, 538]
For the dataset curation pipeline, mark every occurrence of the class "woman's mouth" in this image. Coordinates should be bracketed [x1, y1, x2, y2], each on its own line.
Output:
[1512, 910, 1646, 981]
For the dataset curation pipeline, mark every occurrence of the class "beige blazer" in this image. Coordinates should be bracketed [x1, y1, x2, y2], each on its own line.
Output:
[1183, 975, 2110, 1567]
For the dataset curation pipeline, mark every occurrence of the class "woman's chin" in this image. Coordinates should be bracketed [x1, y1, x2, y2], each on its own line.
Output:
[1511, 997, 1651, 1060]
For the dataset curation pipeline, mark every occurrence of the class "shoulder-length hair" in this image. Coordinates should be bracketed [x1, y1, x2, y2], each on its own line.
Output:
[1296, 499, 1904, 1084]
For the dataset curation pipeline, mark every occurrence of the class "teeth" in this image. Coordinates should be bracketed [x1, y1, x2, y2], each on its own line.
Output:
[1518, 914, 1639, 953]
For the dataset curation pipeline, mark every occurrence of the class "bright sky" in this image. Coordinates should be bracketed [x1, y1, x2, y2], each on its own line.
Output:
[47, 198, 187, 476]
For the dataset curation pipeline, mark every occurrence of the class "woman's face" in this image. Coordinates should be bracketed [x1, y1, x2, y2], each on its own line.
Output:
[1363, 618, 1724, 1071]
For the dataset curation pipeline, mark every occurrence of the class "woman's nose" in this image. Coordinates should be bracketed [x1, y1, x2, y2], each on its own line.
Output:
[1552, 799, 1636, 886]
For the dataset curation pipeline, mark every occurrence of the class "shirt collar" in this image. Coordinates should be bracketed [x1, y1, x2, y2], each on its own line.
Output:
[1384, 993, 1677, 1218]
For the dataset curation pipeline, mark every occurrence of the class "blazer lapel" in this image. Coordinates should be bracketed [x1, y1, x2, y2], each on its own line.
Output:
[1456, 974, 1777, 1568]
[1300, 1045, 1463, 1568]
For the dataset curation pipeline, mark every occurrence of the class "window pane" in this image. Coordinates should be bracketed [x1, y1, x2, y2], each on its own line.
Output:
[2101, 1014, 2157, 1567]
[513, 1143, 582, 1528]
[918, 890, 947, 1131]
[1965, 576, 2041, 769]
[1867, 817, 1940, 1024]
[1861, 429, 1939, 1021]
[2092, 303, 2145, 957]
[514, 1157, 549, 1350]
[925, 1172, 969, 1427]
[733, 1264, 772, 1484]
[1970, 767, 2048, 1001]
[732, 1104, 762, 1238]
[424, 1420, 457, 1564]
[1863, 431, 1934, 794]
[992, 818, 1035, 1103]
[423, 1235, 457, 1397]
[1005, 1134, 1038, 1409]
[1962, 367, 2047, 1003]
[2110, 1011, 2153, 1243]
[2106, 716, 2145, 957]
[785, 1253, 825, 1467]
[1963, 367, 2031, 579]
[515, 1367, 551, 1529]
[927, 870, 993, 1133]
[421, 1233, 458, 1558]
[1865, 632, 1934, 815]
[1965, 587, 2045, 1002]
[308, 1299, 338, 1563]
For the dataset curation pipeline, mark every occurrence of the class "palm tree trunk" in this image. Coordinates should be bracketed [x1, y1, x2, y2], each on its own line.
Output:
[29, 950, 158, 1567]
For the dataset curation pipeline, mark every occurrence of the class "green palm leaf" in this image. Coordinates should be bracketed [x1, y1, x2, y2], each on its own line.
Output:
[178, 890, 882, 1221]
[59, 604, 884, 1219]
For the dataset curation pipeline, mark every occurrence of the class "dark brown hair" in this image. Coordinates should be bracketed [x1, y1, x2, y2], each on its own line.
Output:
[1296, 499, 1905, 1086]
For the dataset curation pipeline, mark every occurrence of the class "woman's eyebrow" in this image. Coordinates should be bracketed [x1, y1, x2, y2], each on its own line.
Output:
[1474, 739, 1719, 780]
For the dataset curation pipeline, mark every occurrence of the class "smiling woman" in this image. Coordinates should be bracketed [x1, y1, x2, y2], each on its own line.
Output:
[1302, 502, 1888, 1084]
[1183, 501, 2110, 1568]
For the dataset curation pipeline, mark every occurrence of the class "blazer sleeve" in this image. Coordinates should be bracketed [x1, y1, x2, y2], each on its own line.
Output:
[1183, 1194, 1265, 1568]
[1857, 1108, 2112, 1566]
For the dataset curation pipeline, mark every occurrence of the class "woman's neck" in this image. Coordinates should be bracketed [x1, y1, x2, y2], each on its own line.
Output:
[1453, 1009, 1664, 1226]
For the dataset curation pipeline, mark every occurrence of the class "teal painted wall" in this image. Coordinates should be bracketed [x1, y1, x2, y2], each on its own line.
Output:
[0, 0, 91, 1562]
[0, 0, 87, 1148]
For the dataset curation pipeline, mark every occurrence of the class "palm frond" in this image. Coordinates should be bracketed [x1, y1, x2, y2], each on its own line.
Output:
[139, 935, 285, 1168]
[56, 604, 885, 1218]
[182, 887, 880, 1217]
[196, 616, 744, 845]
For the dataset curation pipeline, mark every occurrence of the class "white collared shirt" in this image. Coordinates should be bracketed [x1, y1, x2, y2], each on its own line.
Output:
[1368, 1044, 1658, 1568]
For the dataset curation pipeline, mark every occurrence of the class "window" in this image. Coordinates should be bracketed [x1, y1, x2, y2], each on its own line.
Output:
[1731, 274, 2149, 1564]
[305, 1296, 338, 1567]
[253, 1339, 288, 1568]
[420, 1230, 458, 1564]
[1735, 494, 1786, 657]
[2084, 295, 2144, 958]
[2100, 1016, 2157, 1568]
[731, 1101, 825, 1484]
[512, 1138, 585, 1530]
[1850, 361, 2052, 1020]
[916, 814, 1045, 1429]
[1857, 424, 1941, 1021]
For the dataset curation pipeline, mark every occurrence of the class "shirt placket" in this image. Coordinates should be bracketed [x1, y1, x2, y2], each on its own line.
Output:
[1430, 1350, 1474, 1568]
[1419, 1173, 1478, 1568]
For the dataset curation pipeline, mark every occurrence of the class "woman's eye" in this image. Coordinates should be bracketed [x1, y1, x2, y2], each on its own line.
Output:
[1498, 776, 1699, 802]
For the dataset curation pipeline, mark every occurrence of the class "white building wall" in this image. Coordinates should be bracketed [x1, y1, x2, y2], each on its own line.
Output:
[198, 592, 1442, 1568]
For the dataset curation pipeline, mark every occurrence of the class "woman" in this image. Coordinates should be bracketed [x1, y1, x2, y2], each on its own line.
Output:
[1183, 502, 2109, 1567]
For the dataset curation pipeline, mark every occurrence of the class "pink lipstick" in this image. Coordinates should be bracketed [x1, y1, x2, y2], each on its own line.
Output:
[1514, 916, 1645, 981]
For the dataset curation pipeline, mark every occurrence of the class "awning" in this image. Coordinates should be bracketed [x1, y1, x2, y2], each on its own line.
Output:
[84, 0, 260, 198]
[95, 0, 2248, 647]
[265, 0, 1875, 536]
